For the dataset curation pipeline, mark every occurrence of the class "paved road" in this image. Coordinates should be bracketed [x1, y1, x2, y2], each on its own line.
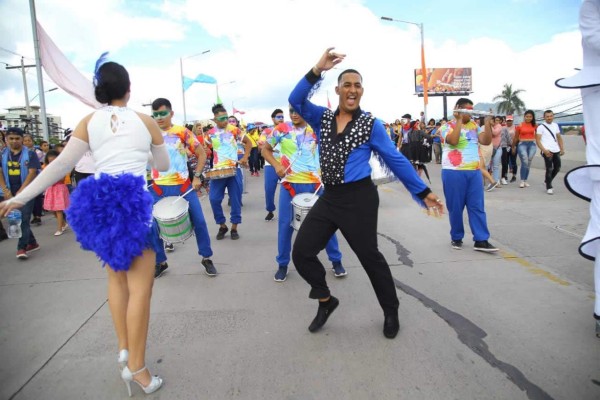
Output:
[1, 157, 598, 400]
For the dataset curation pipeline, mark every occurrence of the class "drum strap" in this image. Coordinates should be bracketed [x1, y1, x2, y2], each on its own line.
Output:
[282, 181, 296, 197]
[180, 179, 191, 193]
[282, 181, 320, 198]
[150, 179, 191, 196]
[151, 182, 163, 196]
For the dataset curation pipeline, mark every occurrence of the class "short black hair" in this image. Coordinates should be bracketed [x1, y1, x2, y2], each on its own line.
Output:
[152, 98, 172, 111]
[94, 62, 130, 104]
[40, 140, 48, 145]
[544, 109, 553, 115]
[6, 127, 24, 137]
[337, 68, 362, 84]
[402, 114, 411, 119]
[212, 103, 227, 115]
[455, 97, 473, 108]
[44, 149, 60, 164]
[271, 108, 283, 118]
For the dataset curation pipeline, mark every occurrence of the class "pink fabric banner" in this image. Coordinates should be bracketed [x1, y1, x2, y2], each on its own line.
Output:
[36, 21, 101, 109]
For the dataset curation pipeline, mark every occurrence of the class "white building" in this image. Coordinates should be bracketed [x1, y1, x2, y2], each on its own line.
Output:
[0, 106, 63, 141]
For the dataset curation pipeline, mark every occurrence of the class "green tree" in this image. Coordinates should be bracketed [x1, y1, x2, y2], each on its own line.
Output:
[493, 84, 526, 115]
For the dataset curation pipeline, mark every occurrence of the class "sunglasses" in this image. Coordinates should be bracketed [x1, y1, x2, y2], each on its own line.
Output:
[288, 110, 298, 115]
[215, 115, 229, 122]
[228, 119, 237, 123]
[274, 115, 284, 120]
[152, 110, 170, 119]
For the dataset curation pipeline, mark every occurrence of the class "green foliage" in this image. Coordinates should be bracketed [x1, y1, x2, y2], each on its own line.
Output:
[492, 84, 526, 115]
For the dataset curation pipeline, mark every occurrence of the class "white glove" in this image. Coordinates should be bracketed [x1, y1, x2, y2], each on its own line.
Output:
[150, 143, 169, 171]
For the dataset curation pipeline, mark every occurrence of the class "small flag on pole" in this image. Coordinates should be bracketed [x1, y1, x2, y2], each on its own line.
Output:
[183, 73, 217, 91]
[233, 107, 245, 115]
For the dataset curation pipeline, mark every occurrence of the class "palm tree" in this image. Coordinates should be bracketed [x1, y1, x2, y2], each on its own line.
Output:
[493, 84, 526, 115]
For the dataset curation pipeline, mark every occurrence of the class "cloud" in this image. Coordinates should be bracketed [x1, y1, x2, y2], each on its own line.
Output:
[0, 0, 583, 130]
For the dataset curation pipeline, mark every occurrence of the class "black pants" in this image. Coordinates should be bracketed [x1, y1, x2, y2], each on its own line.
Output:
[542, 152, 561, 189]
[73, 171, 94, 186]
[249, 147, 259, 173]
[501, 147, 518, 179]
[292, 178, 399, 316]
[32, 194, 43, 218]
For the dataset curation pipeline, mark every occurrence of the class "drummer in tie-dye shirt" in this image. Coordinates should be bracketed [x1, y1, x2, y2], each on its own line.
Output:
[439, 98, 498, 253]
[149, 98, 216, 277]
[207, 104, 251, 241]
[258, 108, 284, 221]
[262, 106, 344, 282]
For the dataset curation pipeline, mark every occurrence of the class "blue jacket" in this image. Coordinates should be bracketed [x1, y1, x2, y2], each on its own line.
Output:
[288, 69, 430, 202]
[1, 147, 32, 196]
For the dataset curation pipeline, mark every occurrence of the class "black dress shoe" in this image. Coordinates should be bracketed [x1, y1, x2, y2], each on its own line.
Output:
[383, 314, 400, 339]
[308, 296, 339, 333]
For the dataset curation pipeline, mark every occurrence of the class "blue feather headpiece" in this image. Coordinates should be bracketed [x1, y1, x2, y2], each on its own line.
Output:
[93, 51, 110, 86]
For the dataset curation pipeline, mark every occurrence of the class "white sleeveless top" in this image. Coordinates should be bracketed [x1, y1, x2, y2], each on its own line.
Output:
[87, 106, 150, 177]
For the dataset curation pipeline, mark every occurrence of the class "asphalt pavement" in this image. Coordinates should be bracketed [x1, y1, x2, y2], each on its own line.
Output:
[1, 139, 598, 400]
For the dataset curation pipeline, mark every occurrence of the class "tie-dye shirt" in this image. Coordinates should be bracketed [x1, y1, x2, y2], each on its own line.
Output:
[209, 124, 241, 168]
[258, 128, 280, 165]
[440, 119, 482, 170]
[267, 123, 320, 184]
[152, 124, 199, 185]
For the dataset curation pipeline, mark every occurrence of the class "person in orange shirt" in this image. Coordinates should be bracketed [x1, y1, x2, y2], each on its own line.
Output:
[512, 110, 538, 188]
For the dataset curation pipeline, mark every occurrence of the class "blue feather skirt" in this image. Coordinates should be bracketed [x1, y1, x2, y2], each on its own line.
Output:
[66, 173, 159, 272]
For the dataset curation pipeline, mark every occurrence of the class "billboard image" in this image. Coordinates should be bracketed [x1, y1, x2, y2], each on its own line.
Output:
[415, 68, 472, 94]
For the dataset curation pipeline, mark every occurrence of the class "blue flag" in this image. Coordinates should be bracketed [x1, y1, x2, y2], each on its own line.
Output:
[183, 74, 217, 91]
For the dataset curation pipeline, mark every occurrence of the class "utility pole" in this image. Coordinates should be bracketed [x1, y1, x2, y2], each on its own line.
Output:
[6, 57, 36, 128]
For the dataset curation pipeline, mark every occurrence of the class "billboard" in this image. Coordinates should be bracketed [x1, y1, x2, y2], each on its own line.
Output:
[414, 68, 472, 95]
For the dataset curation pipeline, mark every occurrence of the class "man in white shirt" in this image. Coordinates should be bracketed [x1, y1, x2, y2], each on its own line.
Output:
[535, 110, 565, 195]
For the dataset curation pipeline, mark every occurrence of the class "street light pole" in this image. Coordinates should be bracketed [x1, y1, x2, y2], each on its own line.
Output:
[180, 49, 211, 124]
[381, 16, 428, 122]
[30, 87, 58, 103]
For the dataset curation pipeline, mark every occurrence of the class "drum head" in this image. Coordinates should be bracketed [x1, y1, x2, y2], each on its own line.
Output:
[292, 193, 317, 207]
[153, 196, 189, 219]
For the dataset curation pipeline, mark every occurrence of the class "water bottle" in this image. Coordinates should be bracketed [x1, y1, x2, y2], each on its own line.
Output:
[7, 209, 22, 239]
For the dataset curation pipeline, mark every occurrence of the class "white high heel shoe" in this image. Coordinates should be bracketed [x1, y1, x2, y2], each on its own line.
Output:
[118, 349, 128, 371]
[121, 365, 163, 397]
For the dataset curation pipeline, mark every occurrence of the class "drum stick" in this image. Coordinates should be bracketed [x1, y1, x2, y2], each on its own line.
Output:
[308, 182, 322, 202]
[172, 188, 195, 204]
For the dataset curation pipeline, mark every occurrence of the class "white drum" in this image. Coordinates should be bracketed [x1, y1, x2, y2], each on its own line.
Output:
[370, 153, 397, 185]
[152, 196, 193, 243]
[291, 193, 317, 231]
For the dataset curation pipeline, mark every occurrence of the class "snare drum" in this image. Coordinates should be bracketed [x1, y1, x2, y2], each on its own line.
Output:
[291, 193, 318, 231]
[152, 196, 193, 243]
[203, 167, 237, 180]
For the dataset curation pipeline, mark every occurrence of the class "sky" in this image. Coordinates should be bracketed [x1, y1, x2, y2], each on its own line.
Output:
[0, 0, 584, 131]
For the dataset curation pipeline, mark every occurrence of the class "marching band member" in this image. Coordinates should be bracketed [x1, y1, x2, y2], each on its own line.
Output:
[262, 106, 346, 282]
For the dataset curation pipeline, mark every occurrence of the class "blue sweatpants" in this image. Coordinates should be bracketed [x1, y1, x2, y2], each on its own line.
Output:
[209, 168, 243, 225]
[277, 182, 342, 267]
[441, 169, 490, 242]
[264, 165, 278, 212]
[151, 182, 213, 263]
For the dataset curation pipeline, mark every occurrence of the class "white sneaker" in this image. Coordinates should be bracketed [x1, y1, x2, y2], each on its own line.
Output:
[524, 181, 530, 187]
[547, 188, 554, 195]
[519, 181, 525, 188]
[501, 178, 508, 185]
